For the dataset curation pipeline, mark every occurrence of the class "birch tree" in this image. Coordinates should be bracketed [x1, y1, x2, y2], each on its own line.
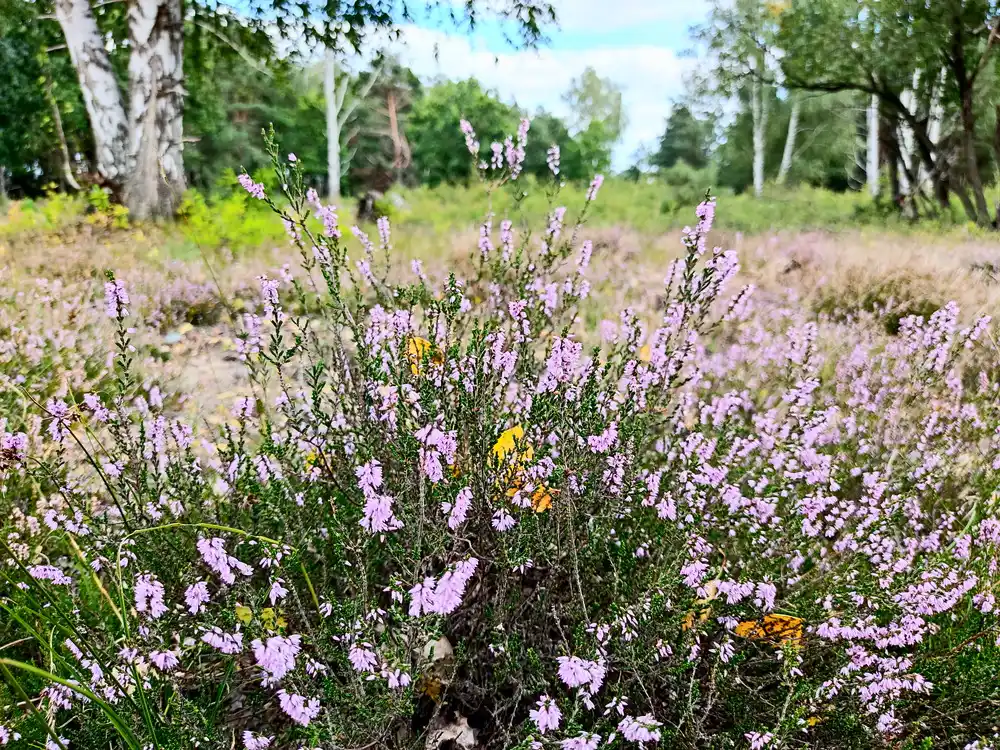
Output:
[694, 0, 783, 198]
[866, 94, 879, 197]
[776, 93, 799, 185]
[780, 0, 1000, 226]
[40, 0, 555, 218]
[325, 52, 380, 201]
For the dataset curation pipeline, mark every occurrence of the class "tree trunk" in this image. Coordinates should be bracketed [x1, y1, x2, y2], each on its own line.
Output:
[54, 0, 130, 188]
[44, 74, 82, 191]
[751, 78, 767, 197]
[325, 49, 342, 201]
[125, 0, 186, 220]
[867, 94, 879, 197]
[776, 94, 799, 186]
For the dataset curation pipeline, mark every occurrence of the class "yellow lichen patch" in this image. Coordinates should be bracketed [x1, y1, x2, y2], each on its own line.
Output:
[735, 613, 804, 647]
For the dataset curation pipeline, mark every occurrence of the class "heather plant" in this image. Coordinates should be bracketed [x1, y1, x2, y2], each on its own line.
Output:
[3, 119, 1000, 750]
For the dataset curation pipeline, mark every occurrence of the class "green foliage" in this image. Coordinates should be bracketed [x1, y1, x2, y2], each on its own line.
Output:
[408, 79, 520, 186]
[652, 105, 713, 171]
[521, 111, 586, 182]
[175, 188, 287, 255]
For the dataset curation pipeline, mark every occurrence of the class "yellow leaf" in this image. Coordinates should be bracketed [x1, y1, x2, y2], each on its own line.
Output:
[492, 424, 524, 462]
[681, 610, 695, 631]
[806, 716, 823, 727]
[735, 613, 803, 647]
[407, 336, 444, 376]
[418, 676, 442, 702]
[532, 485, 554, 513]
[235, 605, 253, 624]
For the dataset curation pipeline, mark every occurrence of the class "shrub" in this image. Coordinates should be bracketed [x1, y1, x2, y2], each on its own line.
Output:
[2, 119, 1000, 750]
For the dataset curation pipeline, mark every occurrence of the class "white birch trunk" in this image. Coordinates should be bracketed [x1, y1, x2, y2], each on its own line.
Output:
[54, 0, 130, 186]
[325, 50, 342, 201]
[867, 94, 879, 197]
[126, 0, 186, 219]
[776, 94, 799, 186]
[751, 77, 767, 197]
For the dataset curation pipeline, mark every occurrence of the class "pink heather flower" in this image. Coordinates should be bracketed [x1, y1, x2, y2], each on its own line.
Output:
[45, 738, 68, 750]
[356, 459, 383, 492]
[197, 537, 253, 585]
[252, 634, 302, 686]
[243, 732, 273, 750]
[561, 734, 601, 750]
[201, 627, 244, 654]
[149, 649, 179, 671]
[500, 219, 514, 260]
[0, 726, 22, 744]
[557, 656, 606, 694]
[384, 667, 412, 689]
[257, 274, 281, 315]
[276, 690, 321, 726]
[443, 487, 473, 529]
[287, 153, 297, 162]
[547, 144, 560, 175]
[184, 581, 210, 615]
[407, 559, 479, 616]
[619, 714, 662, 745]
[492, 509, 516, 532]
[431, 558, 478, 614]
[268, 578, 288, 605]
[104, 278, 130, 318]
[491, 142, 504, 169]
[586, 174, 604, 202]
[530, 695, 562, 734]
[411, 259, 427, 282]
[238, 173, 266, 200]
[696, 197, 716, 234]
[134, 574, 167, 619]
[460, 119, 479, 155]
[377, 216, 391, 249]
[46, 398, 72, 442]
[479, 218, 494, 256]
[28, 565, 73, 585]
[745, 732, 774, 750]
[360, 492, 403, 533]
[587, 422, 619, 453]
[348, 644, 378, 673]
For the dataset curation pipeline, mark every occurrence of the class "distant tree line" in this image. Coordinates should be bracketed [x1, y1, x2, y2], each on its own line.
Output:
[643, 0, 1000, 227]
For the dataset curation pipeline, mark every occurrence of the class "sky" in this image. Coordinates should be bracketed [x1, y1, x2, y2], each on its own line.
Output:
[385, 1, 713, 170]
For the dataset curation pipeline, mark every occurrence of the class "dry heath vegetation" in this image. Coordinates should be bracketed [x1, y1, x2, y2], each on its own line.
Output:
[1, 122, 1000, 750]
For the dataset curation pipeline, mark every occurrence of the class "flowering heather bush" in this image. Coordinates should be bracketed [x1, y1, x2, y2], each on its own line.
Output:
[3, 122, 1000, 750]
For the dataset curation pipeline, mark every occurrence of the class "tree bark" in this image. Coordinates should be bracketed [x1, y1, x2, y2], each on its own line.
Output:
[125, 0, 186, 220]
[751, 77, 767, 197]
[54, 0, 130, 188]
[949, 31, 991, 226]
[325, 49, 342, 201]
[776, 94, 799, 186]
[867, 94, 879, 197]
[44, 74, 82, 191]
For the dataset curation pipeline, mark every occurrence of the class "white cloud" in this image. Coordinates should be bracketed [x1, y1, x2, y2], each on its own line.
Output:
[391, 25, 694, 168]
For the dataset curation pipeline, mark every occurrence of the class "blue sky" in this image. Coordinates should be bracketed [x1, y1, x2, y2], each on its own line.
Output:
[385, 1, 713, 170]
